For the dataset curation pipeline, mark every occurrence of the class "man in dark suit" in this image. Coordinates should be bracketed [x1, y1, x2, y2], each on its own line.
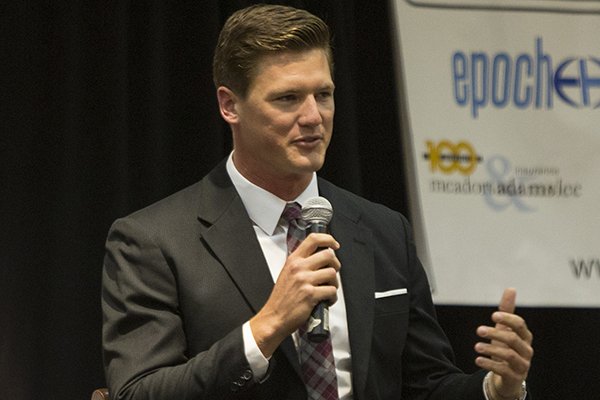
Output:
[102, 4, 533, 400]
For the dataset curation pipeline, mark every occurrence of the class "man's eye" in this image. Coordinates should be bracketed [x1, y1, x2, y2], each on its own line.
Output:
[277, 94, 298, 102]
[316, 91, 333, 100]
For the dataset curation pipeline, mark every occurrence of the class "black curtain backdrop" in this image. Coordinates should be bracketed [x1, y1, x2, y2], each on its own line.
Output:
[2, 1, 598, 399]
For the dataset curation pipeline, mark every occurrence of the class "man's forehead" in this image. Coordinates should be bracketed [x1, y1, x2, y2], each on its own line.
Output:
[250, 49, 333, 88]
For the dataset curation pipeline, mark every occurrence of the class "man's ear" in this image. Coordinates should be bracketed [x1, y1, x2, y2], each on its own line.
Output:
[216, 86, 240, 124]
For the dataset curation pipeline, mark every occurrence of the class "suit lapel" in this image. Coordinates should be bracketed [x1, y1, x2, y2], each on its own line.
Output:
[196, 161, 302, 376]
[320, 181, 375, 400]
[196, 161, 274, 315]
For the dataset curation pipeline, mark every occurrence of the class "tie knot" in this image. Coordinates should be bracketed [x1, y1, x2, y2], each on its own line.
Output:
[282, 202, 302, 223]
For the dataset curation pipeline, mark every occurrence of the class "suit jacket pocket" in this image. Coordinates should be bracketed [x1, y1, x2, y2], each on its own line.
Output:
[369, 289, 410, 392]
[374, 291, 409, 317]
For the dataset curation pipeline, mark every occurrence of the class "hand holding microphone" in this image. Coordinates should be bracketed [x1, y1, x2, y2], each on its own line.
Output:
[249, 197, 338, 356]
[301, 196, 334, 342]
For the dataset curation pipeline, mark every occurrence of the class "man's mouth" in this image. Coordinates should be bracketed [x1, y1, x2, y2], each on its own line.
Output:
[293, 134, 323, 147]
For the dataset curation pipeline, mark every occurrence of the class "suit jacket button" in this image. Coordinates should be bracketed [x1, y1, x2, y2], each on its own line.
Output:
[230, 381, 242, 392]
[242, 369, 253, 381]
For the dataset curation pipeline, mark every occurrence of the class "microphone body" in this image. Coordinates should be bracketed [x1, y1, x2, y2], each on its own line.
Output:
[306, 220, 330, 342]
[301, 197, 334, 343]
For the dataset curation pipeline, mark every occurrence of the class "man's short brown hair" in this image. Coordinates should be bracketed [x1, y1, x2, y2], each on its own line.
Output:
[212, 4, 333, 98]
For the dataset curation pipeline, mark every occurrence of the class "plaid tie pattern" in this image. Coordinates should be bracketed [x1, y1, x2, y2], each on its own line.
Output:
[281, 202, 339, 400]
[298, 325, 339, 400]
[282, 202, 305, 255]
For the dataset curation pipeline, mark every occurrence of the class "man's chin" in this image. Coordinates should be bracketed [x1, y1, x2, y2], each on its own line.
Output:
[295, 159, 325, 174]
[296, 152, 326, 171]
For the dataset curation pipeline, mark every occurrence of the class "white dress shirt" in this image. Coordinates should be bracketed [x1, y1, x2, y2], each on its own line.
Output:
[226, 153, 353, 399]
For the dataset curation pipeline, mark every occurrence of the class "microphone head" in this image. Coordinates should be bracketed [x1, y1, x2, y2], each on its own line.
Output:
[301, 196, 333, 225]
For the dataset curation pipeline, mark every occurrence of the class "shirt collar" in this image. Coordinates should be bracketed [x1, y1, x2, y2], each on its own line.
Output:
[226, 152, 319, 236]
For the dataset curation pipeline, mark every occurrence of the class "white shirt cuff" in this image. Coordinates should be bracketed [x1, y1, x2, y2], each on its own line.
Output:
[242, 321, 270, 381]
[483, 371, 493, 400]
[483, 371, 527, 400]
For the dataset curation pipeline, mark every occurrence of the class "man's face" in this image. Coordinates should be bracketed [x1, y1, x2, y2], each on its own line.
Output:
[229, 49, 335, 186]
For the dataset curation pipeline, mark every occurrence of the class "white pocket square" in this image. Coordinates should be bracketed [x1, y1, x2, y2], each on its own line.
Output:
[374, 288, 408, 299]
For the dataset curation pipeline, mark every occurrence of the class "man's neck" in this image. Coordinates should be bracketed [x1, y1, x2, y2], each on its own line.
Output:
[232, 158, 313, 201]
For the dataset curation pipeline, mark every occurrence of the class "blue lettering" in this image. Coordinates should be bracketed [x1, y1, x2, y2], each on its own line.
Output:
[514, 54, 532, 108]
[492, 53, 511, 107]
[452, 52, 468, 106]
[579, 59, 590, 106]
[579, 58, 600, 107]
[591, 58, 600, 109]
[451, 37, 598, 117]
[554, 58, 578, 107]
[535, 37, 553, 108]
[471, 52, 489, 118]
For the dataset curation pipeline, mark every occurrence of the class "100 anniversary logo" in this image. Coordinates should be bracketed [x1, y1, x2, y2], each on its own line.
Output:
[423, 140, 583, 212]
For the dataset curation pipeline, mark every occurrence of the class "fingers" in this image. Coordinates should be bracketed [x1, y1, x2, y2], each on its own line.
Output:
[476, 322, 533, 371]
[488, 289, 532, 348]
[296, 247, 341, 274]
[292, 232, 340, 259]
[309, 259, 339, 286]
[293, 241, 340, 302]
[475, 355, 528, 381]
[474, 342, 531, 375]
[287, 233, 341, 276]
[271, 233, 341, 318]
[474, 288, 534, 394]
[492, 311, 533, 345]
[310, 281, 339, 307]
[498, 287, 517, 314]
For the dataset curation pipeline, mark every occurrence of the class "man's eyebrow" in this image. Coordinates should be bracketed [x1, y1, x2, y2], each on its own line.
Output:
[267, 82, 335, 98]
[318, 83, 335, 91]
[275, 84, 335, 93]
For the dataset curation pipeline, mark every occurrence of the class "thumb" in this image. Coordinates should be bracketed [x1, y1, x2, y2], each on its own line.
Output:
[492, 288, 517, 355]
[498, 287, 517, 315]
[489, 289, 525, 398]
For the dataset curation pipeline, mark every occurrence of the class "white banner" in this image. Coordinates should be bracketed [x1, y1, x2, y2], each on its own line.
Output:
[390, 0, 600, 306]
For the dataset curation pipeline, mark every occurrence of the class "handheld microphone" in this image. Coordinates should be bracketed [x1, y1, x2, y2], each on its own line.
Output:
[301, 196, 334, 342]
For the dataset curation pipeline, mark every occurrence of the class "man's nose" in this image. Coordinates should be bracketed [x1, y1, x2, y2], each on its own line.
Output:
[298, 95, 323, 126]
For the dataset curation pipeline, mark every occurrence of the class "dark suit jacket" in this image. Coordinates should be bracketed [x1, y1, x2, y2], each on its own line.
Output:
[102, 159, 487, 400]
